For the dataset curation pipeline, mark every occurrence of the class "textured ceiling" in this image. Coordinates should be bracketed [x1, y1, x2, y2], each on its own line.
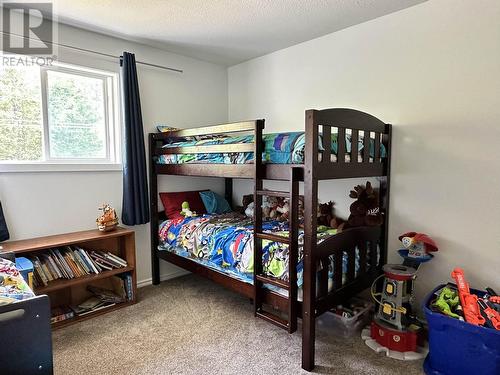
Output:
[52, 0, 426, 65]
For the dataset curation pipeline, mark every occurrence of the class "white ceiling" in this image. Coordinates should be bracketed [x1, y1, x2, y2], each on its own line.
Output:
[52, 0, 426, 66]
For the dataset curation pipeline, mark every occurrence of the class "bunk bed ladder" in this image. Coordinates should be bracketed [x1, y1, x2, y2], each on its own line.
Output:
[253, 167, 300, 333]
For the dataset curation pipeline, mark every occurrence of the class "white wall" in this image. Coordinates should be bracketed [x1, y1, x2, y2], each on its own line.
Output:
[0, 21, 228, 286]
[228, 0, 500, 302]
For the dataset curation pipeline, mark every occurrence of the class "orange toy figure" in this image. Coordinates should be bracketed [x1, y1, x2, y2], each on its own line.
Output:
[450, 268, 485, 326]
[96, 203, 119, 232]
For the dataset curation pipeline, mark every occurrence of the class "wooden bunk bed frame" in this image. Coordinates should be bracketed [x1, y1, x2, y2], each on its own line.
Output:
[149, 108, 392, 371]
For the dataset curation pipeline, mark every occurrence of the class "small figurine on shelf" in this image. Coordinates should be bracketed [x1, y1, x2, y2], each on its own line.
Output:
[96, 203, 119, 232]
[180, 201, 196, 218]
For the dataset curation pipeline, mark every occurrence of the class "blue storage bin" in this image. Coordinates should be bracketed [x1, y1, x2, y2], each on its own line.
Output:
[15, 257, 33, 285]
[423, 284, 500, 375]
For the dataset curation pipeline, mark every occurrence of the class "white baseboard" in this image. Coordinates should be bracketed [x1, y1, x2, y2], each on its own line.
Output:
[137, 269, 189, 288]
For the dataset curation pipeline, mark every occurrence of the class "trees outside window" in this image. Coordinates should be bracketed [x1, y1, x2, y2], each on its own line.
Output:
[0, 59, 119, 165]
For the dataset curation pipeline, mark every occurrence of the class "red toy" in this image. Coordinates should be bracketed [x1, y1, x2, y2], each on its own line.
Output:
[450, 268, 485, 326]
[363, 232, 437, 360]
[370, 321, 420, 353]
[477, 299, 500, 330]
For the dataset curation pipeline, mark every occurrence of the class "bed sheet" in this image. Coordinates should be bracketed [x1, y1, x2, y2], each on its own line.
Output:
[157, 213, 378, 297]
[0, 258, 35, 305]
[156, 131, 386, 165]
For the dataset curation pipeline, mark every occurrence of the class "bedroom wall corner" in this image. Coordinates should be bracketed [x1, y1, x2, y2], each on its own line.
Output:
[227, 0, 500, 303]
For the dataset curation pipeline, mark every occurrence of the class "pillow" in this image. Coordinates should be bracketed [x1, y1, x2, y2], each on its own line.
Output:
[156, 125, 180, 133]
[159, 191, 207, 220]
[199, 191, 232, 214]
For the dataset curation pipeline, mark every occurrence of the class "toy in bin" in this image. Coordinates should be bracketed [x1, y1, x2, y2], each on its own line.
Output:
[424, 272, 500, 375]
[449, 268, 499, 330]
[362, 232, 438, 360]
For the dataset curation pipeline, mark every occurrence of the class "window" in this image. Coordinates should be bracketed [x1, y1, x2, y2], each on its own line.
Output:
[0, 58, 120, 170]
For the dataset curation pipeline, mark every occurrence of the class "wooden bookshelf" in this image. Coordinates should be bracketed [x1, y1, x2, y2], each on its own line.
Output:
[1, 227, 137, 329]
[36, 266, 134, 294]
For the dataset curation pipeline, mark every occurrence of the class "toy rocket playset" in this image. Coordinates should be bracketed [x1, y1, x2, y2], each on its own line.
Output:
[362, 232, 437, 360]
[361, 230, 500, 374]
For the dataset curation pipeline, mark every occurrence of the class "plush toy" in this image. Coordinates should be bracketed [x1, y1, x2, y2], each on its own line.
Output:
[242, 194, 253, 210]
[317, 201, 334, 227]
[317, 201, 346, 231]
[276, 201, 290, 221]
[346, 181, 383, 228]
[244, 201, 255, 218]
[242, 194, 303, 222]
[180, 201, 196, 217]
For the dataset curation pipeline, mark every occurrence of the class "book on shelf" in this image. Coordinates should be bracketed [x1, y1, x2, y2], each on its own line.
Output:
[29, 246, 128, 288]
[51, 306, 75, 324]
[89, 250, 127, 270]
[71, 296, 116, 316]
[118, 273, 134, 301]
[88, 283, 126, 304]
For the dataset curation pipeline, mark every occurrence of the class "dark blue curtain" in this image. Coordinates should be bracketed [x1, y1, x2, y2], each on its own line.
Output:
[120, 52, 149, 225]
[0, 201, 9, 242]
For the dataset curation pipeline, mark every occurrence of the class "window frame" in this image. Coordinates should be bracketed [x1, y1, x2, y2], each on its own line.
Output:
[0, 60, 121, 172]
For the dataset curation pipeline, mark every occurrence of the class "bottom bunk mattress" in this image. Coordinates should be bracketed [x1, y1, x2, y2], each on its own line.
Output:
[158, 213, 379, 298]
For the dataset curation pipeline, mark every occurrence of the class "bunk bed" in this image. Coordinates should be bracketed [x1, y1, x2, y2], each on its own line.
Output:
[149, 108, 392, 371]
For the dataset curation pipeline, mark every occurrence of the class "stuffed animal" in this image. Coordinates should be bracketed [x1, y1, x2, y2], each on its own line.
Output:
[242, 194, 302, 222]
[242, 194, 253, 210]
[317, 201, 346, 230]
[276, 201, 290, 220]
[244, 201, 255, 218]
[346, 181, 383, 228]
[317, 201, 334, 227]
[180, 201, 196, 217]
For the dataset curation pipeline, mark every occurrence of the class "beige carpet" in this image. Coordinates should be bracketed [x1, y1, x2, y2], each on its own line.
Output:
[53, 274, 424, 374]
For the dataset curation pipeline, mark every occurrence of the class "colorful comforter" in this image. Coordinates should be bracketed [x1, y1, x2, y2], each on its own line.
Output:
[158, 213, 377, 292]
[156, 131, 386, 165]
[0, 258, 35, 305]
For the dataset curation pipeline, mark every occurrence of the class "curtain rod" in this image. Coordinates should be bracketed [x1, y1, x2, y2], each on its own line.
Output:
[0, 31, 183, 73]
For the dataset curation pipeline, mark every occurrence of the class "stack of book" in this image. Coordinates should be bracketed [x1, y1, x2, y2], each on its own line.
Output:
[71, 296, 116, 317]
[49, 274, 135, 324]
[29, 246, 128, 287]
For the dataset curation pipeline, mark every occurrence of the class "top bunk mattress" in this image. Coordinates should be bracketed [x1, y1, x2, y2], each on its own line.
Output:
[155, 131, 386, 165]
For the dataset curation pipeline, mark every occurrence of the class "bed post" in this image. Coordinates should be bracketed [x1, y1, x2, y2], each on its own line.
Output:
[225, 178, 233, 209]
[379, 124, 392, 267]
[149, 133, 160, 285]
[302, 109, 319, 371]
[253, 119, 265, 316]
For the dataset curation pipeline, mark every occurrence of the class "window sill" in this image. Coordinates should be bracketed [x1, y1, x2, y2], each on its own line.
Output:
[0, 163, 123, 173]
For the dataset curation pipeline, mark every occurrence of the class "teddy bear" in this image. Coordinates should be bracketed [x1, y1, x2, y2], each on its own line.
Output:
[317, 201, 346, 230]
[317, 201, 334, 227]
[276, 201, 290, 221]
[346, 181, 383, 228]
